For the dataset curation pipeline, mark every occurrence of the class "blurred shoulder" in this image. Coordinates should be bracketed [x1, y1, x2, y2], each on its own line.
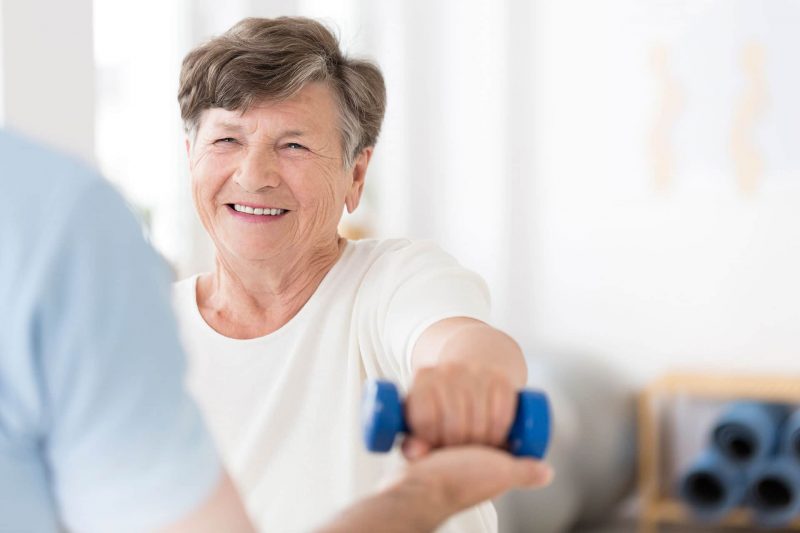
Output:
[0, 130, 103, 204]
[0, 130, 148, 289]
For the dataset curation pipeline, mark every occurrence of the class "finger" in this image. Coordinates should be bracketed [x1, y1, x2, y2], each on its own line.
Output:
[467, 381, 490, 444]
[402, 436, 433, 461]
[510, 459, 554, 489]
[407, 385, 443, 448]
[439, 381, 468, 446]
[488, 382, 517, 447]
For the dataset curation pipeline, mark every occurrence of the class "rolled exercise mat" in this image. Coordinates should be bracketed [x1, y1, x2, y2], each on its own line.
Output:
[678, 449, 748, 521]
[711, 401, 788, 466]
[781, 408, 800, 463]
[747, 455, 800, 527]
[361, 379, 551, 459]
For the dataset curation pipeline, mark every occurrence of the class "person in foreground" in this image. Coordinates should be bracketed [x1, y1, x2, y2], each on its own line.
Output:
[173, 16, 545, 532]
[0, 129, 551, 532]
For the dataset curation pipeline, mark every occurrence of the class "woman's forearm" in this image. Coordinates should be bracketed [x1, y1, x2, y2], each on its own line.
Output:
[413, 317, 528, 388]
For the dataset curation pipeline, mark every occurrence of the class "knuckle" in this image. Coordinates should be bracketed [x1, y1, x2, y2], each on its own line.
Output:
[468, 406, 488, 442]
[490, 371, 513, 391]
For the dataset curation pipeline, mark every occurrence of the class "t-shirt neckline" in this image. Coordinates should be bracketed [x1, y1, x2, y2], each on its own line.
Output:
[186, 240, 354, 344]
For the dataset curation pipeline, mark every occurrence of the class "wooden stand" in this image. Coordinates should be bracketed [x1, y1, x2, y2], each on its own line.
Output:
[638, 372, 800, 533]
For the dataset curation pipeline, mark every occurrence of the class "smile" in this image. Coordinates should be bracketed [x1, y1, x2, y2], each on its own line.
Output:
[229, 204, 287, 216]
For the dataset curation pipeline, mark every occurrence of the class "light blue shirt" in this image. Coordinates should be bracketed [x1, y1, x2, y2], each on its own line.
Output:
[0, 130, 221, 533]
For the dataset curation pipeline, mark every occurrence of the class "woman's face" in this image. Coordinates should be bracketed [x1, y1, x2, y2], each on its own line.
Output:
[187, 82, 369, 262]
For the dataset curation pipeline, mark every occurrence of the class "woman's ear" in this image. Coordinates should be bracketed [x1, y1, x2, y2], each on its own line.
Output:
[345, 147, 373, 214]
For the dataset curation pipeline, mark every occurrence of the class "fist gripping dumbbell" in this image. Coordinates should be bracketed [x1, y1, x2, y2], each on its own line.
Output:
[361, 380, 551, 459]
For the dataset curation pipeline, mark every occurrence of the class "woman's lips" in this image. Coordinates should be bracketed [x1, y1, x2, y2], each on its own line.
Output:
[226, 203, 289, 222]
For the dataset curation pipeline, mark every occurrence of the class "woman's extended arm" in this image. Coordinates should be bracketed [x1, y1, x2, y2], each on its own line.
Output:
[404, 317, 530, 457]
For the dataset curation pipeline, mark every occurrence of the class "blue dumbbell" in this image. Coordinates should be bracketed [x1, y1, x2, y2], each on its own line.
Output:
[361, 379, 551, 459]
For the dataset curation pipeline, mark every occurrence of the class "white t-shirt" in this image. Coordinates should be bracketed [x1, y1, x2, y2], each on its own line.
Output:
[173, 238, 497, 532]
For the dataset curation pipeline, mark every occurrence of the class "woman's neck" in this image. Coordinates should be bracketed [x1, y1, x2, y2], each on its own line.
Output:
[196, 237, 347, 339]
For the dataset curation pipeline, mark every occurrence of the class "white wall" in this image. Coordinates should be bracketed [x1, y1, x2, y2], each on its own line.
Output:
[353, 0, 527, 333]
[527, 0, 800, 381]
[11, 0, 792, 384]
[0, 0, 94, 161]
[326, 0, 800, 383]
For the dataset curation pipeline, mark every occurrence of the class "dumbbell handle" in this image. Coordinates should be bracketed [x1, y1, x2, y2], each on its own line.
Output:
[362, 380, 551, 459]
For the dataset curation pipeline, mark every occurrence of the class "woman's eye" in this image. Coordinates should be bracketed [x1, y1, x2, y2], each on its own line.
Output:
[214, 137, 238, 144]
[286, 142, 306, 150]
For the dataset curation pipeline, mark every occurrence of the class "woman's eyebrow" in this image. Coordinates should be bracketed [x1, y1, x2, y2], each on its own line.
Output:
[211, 121, 246, 133]
[210, 123, 308, 138]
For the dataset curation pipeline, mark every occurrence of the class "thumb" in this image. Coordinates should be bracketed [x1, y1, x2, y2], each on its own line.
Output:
[402, 436, 433, 461]
[509, 458, 554, 489]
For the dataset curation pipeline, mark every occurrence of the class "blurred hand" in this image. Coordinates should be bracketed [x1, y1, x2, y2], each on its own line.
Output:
[316, 446, 552, 533]
[403, 445, 553, 520]
[403, 362, 518, 460]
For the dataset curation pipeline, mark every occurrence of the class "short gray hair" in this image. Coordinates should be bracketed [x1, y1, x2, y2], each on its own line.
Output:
[178, 17, 386, 168]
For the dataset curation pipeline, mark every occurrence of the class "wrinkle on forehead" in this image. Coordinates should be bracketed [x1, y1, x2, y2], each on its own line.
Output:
[205, 84, 338, 134]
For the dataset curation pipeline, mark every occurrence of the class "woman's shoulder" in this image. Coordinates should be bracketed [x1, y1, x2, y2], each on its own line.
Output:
[346, 238, 465, 282]
[346, 238, 450, 262]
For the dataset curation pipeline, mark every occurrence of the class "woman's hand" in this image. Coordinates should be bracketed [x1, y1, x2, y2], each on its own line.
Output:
[403, 361, 519, 460]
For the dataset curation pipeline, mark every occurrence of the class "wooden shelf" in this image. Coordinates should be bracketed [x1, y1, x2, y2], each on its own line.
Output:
[650, 499, 800, 527]
[647, 372, 800, 402]
[638, 372, 800, 533]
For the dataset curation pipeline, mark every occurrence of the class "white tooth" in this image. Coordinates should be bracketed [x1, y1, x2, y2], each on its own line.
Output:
[268, 208, 277, 215]
[244, 206, 254, 214]
[254, 208, 264, 215]
[234, 204, 244, 212]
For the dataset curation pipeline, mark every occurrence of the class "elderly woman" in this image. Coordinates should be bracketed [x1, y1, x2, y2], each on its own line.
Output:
[173, 17, 535, 533]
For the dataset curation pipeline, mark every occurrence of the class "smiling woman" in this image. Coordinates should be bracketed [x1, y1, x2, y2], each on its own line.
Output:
[187, 83, 367, 268]
[171, 16, 541, 533]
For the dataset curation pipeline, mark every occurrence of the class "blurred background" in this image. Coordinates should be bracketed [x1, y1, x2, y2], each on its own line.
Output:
[3, 0, 800, 530]
[3, 0, 798, 384]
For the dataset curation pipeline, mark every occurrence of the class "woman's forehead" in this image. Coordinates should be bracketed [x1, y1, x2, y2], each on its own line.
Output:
[201, 83, 339, 133]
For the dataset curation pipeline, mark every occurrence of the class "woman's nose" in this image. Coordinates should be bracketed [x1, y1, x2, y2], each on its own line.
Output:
[234, 147, 282, 192]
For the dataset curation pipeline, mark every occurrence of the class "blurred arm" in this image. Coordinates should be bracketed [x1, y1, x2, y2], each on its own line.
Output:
[156, 472, 255, 533]
[318, 446, 551, 533]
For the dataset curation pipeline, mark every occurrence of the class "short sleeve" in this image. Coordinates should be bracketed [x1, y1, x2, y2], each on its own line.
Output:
[356, 240, 491, 387]
[36, 181, 221, 533]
